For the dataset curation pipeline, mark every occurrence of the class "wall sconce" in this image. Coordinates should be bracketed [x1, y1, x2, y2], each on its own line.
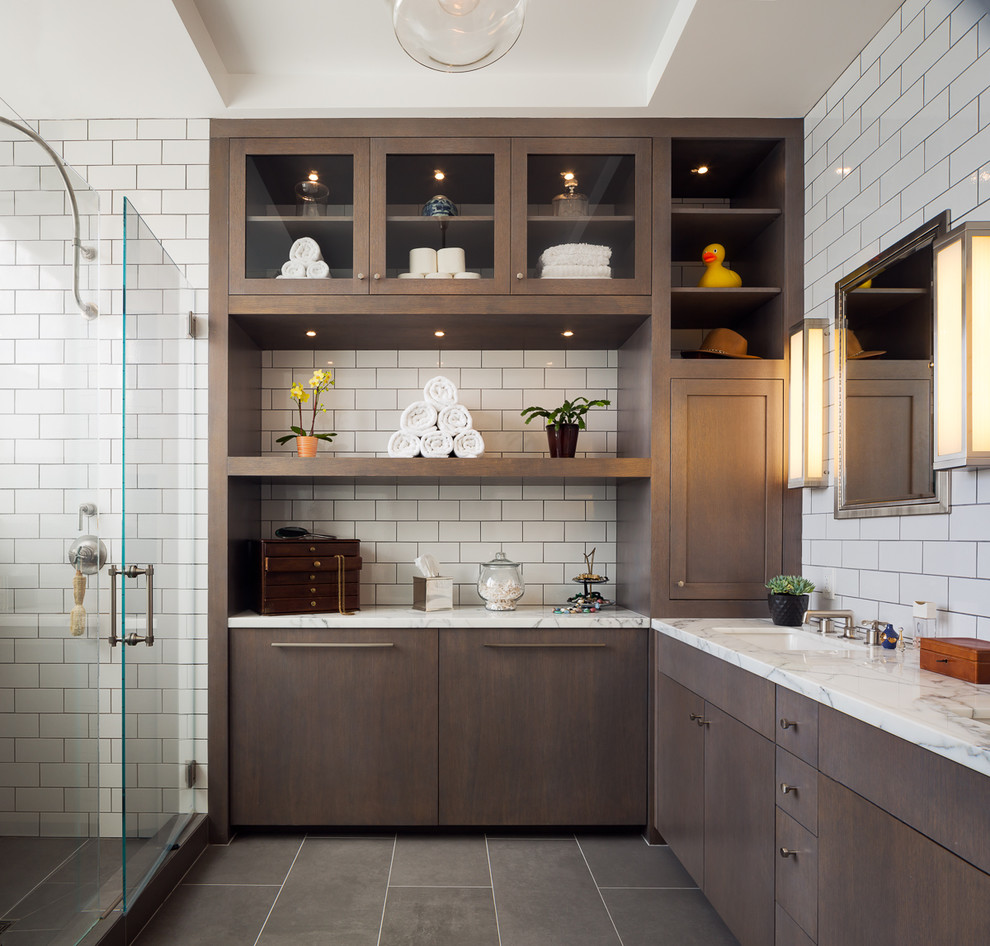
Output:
[788, 318, 829, 488]
[934, 221, 990, 469]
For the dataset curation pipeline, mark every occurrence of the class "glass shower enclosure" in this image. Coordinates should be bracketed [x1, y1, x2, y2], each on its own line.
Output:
[0, 107, 199, 945]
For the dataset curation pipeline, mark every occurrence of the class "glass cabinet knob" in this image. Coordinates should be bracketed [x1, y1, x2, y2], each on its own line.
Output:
[357, 273, 366, 280]
[373, 273, 381, 280]
[516, 272, 524, 280]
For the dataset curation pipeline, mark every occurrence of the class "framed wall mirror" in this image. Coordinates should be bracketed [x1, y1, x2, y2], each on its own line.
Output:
[834, 212, 951, 518]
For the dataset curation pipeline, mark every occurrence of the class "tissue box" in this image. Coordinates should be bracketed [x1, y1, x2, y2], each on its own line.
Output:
[413, 576, 453, 611]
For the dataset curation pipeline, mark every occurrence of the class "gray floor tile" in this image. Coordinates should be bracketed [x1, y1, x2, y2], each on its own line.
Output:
[130, 882, 279, 946]
[379, 886, 499, 946]
[577, 835, 697, 888]
[488, 839, 621, 946]
[257, 837, 392, 946]
[0, 837, 85, 915]
[389, 835, 491, 887]
[602, 888, 740, 946]
[183, 834, 304, 886]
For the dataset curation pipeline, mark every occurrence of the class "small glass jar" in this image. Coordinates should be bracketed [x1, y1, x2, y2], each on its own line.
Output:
[552, 175, 588, 217]
[477, 551, 525, 611]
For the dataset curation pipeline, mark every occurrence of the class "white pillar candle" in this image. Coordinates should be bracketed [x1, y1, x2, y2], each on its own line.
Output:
[437, 246, 466, 274]
[409, 247, 437, 274]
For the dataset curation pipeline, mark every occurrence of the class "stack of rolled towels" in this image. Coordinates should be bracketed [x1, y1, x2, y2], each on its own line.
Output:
[388, 376, 485, 458]
[276, 237, 331, 279]
[538, 243, 612, 279]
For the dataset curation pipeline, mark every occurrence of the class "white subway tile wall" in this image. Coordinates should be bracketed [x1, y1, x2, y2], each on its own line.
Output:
[259, 347, 620, 606]
[803, 0, 990, 638]
[1, 118, 209, 834]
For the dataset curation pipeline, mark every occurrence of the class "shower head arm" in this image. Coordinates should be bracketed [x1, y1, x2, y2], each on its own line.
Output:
[0, 115, 99, 319]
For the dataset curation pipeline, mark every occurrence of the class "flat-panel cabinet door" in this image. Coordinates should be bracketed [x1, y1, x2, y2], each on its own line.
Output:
[670, 378, 784, 600]
[704, 703, 774, 946]
[819, 775, 990, 946]
[655, 672, 705, 886]
[229, 627, 438, 825]
[439, 628, 647, 825]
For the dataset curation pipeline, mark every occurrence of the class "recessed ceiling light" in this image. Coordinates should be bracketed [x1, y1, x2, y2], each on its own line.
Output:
[434, 330, 445, 337]
[434, 169, 445, 181]
[561, 330, 574, 337]
[691, 165, 709, 175]
[305, 330, 316, 337]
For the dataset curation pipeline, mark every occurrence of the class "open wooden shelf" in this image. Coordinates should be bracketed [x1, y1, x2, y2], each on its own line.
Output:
[670, 287, 781, 326]
[228, 456, 651, 481]
[670, 207, 781, 260]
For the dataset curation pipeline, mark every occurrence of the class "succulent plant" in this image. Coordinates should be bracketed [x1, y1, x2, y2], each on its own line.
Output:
[765, 575, 815, 596]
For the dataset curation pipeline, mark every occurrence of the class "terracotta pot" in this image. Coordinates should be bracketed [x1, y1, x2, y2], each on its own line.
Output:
[768, 593, 809, 627]
[295, 436, 318, 458]
[546, 423, 579, 458]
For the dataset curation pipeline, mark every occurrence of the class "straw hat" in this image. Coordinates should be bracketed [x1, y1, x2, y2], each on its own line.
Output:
[845, 329, 885, 359]
[681, 327, 760, 359]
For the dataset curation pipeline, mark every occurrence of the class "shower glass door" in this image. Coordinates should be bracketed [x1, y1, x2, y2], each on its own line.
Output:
[118, 197, 199, 910]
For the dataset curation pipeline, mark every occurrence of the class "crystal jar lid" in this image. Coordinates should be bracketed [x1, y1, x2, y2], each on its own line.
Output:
[480, 551, 520, 568]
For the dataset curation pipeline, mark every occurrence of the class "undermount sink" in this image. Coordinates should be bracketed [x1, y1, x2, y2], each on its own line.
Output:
[711, 627, 848, 652]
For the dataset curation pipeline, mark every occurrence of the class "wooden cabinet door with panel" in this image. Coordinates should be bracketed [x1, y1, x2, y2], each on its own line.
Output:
[439, 627, 647, 826]
[229, 627, 438, 826]
[670, 378, 784, 600]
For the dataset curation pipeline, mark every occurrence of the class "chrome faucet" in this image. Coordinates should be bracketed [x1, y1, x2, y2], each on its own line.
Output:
[803, 609, 856, 638]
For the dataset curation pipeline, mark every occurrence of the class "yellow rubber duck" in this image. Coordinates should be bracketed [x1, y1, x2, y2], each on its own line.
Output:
[698, 243, 742, 287]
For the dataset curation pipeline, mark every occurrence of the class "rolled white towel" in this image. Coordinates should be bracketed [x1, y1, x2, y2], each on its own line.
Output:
[289, 237, 323, 263]
[540, 264, 612, 278]
[438, 404, 473, 436]
[306, 259, 331, 278]
[388, 430, 421, 458]
[280, 259, 307, 278]
[453, 429, 485, 458]
[538, 243, 611, 268]
[424, 375, 458, 410]
[400, 400, 438, 434]
[421, 430, 454, 458]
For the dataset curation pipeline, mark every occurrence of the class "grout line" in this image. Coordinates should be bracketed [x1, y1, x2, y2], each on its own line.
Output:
[484, 835, 503, 946]
[574, 835, 625, 946]
[598, 884, 699, 890]
[252, 834, 306, 946]
[375, 834, 398, 946]
[388, 884, 493, 889]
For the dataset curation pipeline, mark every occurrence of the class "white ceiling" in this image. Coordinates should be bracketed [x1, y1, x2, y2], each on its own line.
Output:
[0, 0, 901, 119]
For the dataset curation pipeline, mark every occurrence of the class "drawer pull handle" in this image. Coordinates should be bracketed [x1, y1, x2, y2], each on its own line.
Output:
[310, 545, 317, 552]
[695, 717, 710, 727]
[310, 574, 316, 580]
[779, 718, 797, 730]
[313, 560, 321, 567]
[271, 642, 395, 649]
[689, 712, 703, 721]
[483, 643, 607, 649]
[779, 848, 798, 858]
[937, 658, 949, 663]
[780, 782, 798, 795]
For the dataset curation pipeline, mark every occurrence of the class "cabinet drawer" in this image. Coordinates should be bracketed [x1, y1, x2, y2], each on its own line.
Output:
[776, 904, 815, 946]
[259, 592, 360, 615]
[776, 747, 818, 835]
[776, 809, 817, 943]
[261, 539, 360, 557]
[264, 578, 359, 598]
[264, 555, 362, 573]
[776, 687, 818, 765]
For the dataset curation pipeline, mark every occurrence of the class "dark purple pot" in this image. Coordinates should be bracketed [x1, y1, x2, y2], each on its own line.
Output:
[768, 593, 809, 627]
[547, 424, 579, 458]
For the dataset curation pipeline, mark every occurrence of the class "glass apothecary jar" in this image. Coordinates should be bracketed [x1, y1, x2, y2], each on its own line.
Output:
[477, 551, 525, 611]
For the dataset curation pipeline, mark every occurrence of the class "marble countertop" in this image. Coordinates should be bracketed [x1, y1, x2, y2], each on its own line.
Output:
[654, 617, 990, 778]
[230, 605, 650, 629]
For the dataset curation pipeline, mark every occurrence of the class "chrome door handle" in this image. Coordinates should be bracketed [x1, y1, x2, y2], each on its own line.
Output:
[271, 642, 394, 649]
[108, 563, 155, 647]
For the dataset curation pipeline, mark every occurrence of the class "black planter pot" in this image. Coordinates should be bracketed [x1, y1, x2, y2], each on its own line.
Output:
[768, 593, 809, 627]
[546, 424, 579, 458]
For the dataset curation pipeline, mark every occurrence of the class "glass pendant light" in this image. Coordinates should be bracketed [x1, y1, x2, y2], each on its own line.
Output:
[393, 0, 527, 73]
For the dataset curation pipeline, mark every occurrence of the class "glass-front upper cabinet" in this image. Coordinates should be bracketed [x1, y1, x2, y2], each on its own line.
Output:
[229, 138, 370, 294]
[369, 138, 510, 293]
[510, 139, 651, 294]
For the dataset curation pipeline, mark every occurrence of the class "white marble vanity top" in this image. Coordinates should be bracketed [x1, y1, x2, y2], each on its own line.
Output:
[230, 604, 650, 629]
[654, 617, 990, 778]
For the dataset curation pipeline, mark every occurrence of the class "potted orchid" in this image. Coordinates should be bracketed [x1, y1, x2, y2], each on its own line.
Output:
[275, 368, 337, 457]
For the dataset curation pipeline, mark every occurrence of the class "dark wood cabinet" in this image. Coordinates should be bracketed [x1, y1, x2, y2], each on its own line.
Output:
[819, 775, 990, 946]
[655, 672, 705, 885]
[229, 627, 438, 826]
[439, 627, 647, 825]
[669, 377, 784, 602]
[655, 638, 774, 946]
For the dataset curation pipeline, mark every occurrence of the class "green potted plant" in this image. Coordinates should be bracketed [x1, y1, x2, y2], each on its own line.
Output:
[520, 396, 611, 457]
[275, 368, 337, 457]
[765, 574, 815, 627]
